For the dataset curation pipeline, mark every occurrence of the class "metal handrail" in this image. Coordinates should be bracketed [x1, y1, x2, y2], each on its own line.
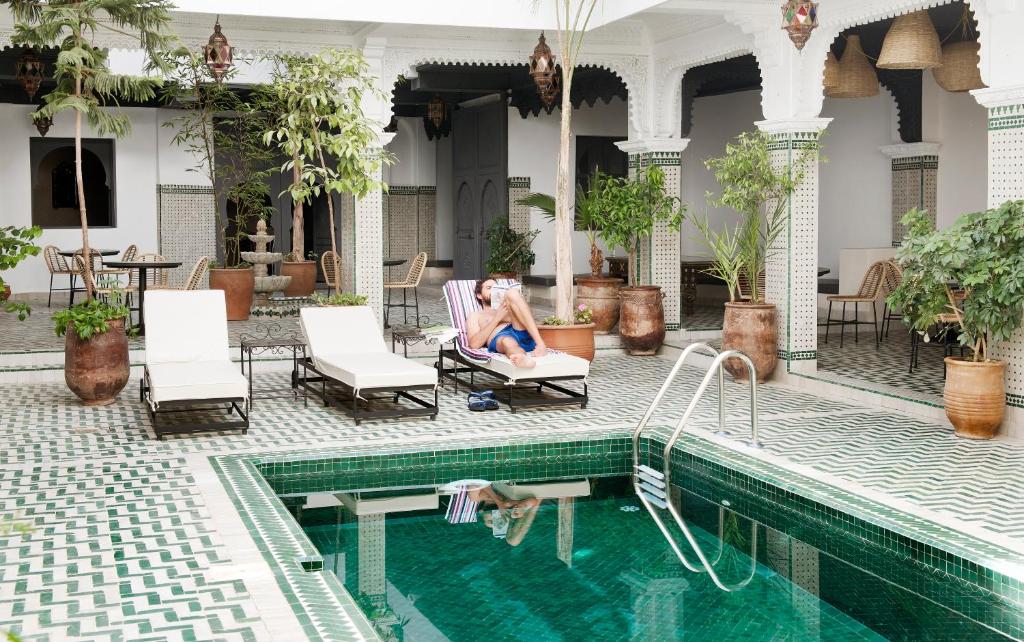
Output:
[631, 344, 761, 592]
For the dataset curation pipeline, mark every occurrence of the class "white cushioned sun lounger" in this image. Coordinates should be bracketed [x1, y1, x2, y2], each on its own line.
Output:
[299, 305, 438, 424]
[441, 279, 588, 411]
[141, 290, 249, 439]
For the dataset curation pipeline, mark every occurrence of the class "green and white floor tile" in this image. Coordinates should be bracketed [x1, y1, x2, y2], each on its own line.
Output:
[2, 346, 1024, 640]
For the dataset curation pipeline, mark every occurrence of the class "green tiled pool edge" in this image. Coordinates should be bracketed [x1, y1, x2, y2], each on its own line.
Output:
[211, 430, 1024, 642]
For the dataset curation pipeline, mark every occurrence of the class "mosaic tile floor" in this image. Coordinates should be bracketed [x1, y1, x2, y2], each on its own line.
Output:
[2, 327, 1023, 639]
[680, 304, 724, 331]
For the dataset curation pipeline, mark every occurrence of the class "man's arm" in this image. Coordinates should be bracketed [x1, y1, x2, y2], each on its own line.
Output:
[467, 307, 507, 349]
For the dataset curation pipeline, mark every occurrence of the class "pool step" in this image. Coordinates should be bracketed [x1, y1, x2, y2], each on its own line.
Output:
[635, 465, 668, 509]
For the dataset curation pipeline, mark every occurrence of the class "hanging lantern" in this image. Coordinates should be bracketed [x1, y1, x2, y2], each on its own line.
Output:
[15, 53, 45, 100]
[529, 32, 558, 102]
[782, 0, 818, 51]
[427, 95, 446, 129]
[823, 51, 840, 94]
[34, 107, 52, 137]
[539, 72, 560, 108]
[877, 10, 942, 70]
[830, 35, 878, 99]
[203, 16, 233, 83]
[932, 41, 985, 92]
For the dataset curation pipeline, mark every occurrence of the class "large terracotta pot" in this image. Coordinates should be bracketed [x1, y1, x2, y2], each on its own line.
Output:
[209, 267, 254, 321]
[944, 358, 1006, 439]
[538, 323, 596, 361]
[576, 277, 623, 334]
[281, 261, 316, 297]
[722, 302, 778, 383]
[619, 286, 665, 356]
[64, 317, 129, 406]
[1, 284, 9, 302]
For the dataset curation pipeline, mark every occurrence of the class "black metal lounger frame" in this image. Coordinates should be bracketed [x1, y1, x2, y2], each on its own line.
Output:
[140, 371, 249, 440]
[297, 357, 439, 425]
[439, 348, 588, 413]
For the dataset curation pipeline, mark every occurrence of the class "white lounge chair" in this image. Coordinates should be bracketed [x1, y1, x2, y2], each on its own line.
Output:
[442, 279, 589, 412]
[141, 290, 249, 439]
[298, 305, 438, 424]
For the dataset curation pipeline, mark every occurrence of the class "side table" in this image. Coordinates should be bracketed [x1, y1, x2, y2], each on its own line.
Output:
[391, 324, 457, 387]
[239, 325, 307, 407]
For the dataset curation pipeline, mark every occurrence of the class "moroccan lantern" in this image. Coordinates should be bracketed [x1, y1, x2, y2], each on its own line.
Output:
[932, 41, 985, 92]
[830, 35, 878, 99]
[782, 0, 818, 51]
[204, 16, 233, 83]
[529, 32, 558, 101]
[34, 106, 52, 137]
[539, 72, 560, 107]
[428, 95, 446, 129]
[15, 53, 45, 100]
[877, 10, 942, 70]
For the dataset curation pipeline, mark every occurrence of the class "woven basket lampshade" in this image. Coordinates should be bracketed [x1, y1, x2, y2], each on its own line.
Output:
[932, 40, 985, 92]
[877, 10, 943, 70]
[830, 36, 878, 98]
[823, 51, 840, 93]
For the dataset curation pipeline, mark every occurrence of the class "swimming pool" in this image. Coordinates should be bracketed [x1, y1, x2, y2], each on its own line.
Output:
[263, 447, 1020, 642]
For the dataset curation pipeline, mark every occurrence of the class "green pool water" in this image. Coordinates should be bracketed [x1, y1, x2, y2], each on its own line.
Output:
[291, 474, 1017, 641]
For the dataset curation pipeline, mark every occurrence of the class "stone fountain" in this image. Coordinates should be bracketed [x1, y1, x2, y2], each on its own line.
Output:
[240, 219, 292, 306]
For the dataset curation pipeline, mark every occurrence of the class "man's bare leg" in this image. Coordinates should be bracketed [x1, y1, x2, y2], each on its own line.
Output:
[497, 336, 535, 369]
[502, 289, 547, 356]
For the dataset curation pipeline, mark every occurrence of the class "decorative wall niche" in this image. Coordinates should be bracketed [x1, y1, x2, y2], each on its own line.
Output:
[30, 138, 116, 228]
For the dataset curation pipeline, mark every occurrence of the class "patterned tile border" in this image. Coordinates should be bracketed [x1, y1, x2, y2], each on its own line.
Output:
[156, 184, 215, 195]
[506, 177, 531, 188]
[210, 428, 1024, 642]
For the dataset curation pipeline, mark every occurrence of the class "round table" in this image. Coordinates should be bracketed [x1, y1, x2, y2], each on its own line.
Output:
[103, 260, 182, 335]
[384, 258, 407, 268]
[58, 249, 120, 258]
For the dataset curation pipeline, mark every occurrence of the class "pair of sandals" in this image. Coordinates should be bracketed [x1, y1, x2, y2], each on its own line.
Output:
[468, 390, 500, 411]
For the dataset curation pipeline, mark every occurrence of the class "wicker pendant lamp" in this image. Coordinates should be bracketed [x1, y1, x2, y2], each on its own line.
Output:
[830, 35, 878, 98]
[932, 41, 984, 92]
[877, 10, 942, 70]
[823, 51, 840, 94]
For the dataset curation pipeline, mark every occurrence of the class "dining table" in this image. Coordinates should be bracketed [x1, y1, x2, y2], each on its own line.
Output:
[59, 249, 122, 306]
[102, 259, 182, 335]
[384, 258, 407, 268]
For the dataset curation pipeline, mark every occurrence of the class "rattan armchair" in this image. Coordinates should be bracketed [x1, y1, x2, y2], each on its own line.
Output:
[823, 260, 886, 349]
[385, 252, 428, 326]
[320, 251, 340, 293]
[43, 245, 75, 307]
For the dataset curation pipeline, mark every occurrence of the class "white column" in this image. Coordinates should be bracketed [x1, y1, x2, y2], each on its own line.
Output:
[615, 138, 689, 331]
[755, 118, 830, 374]
[880, 143, 941, 246]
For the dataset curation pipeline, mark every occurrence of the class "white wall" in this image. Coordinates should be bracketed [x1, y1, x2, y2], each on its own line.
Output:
[2, 105, 203, 294]
[383, 117, 436, 186]
[922, 73, 988, 228]
[435, 133, 454, 261]
[508, 96, 627, 274]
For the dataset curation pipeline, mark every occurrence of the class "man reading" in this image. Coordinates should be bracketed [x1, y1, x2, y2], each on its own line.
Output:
[466, 279, 548, 368]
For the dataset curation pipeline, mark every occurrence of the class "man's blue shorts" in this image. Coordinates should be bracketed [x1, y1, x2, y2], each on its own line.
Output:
[488, 325, 536, 353]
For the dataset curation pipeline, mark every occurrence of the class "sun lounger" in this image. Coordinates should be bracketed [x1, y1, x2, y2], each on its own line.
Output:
[441, 279, 588, 412]
[298, 305, 439, 424]
[141, 290, 249, 439]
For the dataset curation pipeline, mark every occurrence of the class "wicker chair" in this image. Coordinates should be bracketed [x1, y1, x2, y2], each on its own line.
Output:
[74, 255, 123, 303]
[43, 245, 76, 307]
[320, 251, 340, 292]
[823, 260, 886, 349]
[385, 252, 428, 326]
[879, 260, 903, 339]
[133, 253, 171, 290]
[163, 257, 209, 291]
[98, 244, 137, 282]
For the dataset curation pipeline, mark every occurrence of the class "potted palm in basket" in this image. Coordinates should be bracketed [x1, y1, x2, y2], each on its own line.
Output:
[888, 202, 1024, 439]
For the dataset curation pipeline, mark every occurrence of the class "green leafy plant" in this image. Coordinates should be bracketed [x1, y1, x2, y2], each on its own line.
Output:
[699, 130, 816, 303]
[309, 292, 368, 307]
[7, 0, 174, 300]
[596, 166, 686, 288]
[164, 49, 275, 268]
[53, 297, 132, 341]
[887, 202, 1024, 362]
[484, 219, 539, 275]
[0, 225, 42, 320]
[263, 50, 394, 292]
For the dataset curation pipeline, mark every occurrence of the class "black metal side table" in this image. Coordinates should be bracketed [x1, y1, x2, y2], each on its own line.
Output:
[390, 324, 456, 387]
[239, 324, 307, 407]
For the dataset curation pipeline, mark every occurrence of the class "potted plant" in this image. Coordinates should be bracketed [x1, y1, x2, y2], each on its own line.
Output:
[539, 303, 596, 361]
[1, 225, 42, 320]
[310, 292, 368, 307]
[10, 0, 172, 404]
[888, 203, 1024, 439]
[519, 173, 624, 333]
[483, 219, 539, 280]
[282, 250, 318, 297]
[165, 49, 273, 320]
[598, 166, 685, 355]
[697, 131, 812, 382]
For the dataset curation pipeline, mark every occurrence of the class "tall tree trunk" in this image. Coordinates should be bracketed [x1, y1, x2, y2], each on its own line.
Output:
[75, 75, 93, 302]
[553, 69, 575, 321]
[291, 152, 304, 261]
[316, 145, 341, 294]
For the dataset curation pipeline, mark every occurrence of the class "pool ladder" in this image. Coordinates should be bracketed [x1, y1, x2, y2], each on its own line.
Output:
[632, 342, 761, 591]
